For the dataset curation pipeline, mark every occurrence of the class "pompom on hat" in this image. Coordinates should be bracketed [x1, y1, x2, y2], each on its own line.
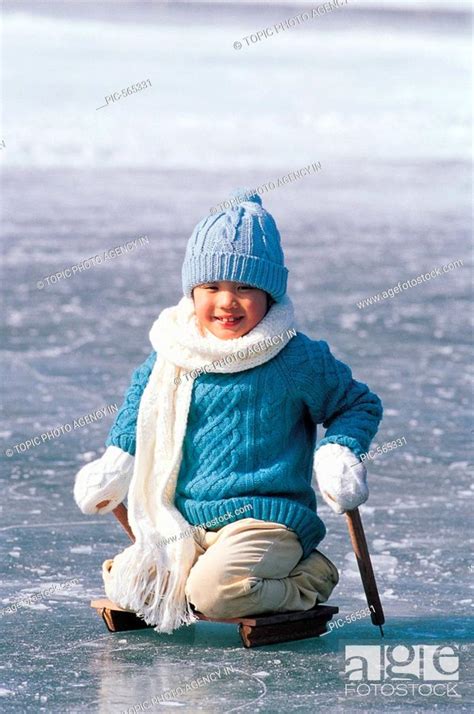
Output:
[181, 188, 288, 302]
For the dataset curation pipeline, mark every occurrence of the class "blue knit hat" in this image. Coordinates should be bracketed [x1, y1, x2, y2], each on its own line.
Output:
[182, 189, 288, 302]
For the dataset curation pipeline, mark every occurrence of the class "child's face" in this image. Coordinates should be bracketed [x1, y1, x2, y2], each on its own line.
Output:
[192, 281, 269, 339]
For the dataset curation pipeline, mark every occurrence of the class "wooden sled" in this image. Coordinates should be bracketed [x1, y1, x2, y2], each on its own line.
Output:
[91, 597, 339, 648]
[89, 502, 384, 647]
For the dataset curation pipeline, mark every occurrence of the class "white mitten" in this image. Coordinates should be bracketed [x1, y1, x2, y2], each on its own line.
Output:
[314, 443, 368, 515]
[74, 445, 134, 515]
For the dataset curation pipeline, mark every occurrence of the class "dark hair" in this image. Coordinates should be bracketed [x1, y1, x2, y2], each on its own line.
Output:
[266, 293, 276, 311]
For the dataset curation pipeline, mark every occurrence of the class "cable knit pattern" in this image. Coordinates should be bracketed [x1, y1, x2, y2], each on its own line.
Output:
[105, 352, 157, 455]
[180, 377, 243, 498]
[283, 334, 384, 459]
[106, 332, 383, 560]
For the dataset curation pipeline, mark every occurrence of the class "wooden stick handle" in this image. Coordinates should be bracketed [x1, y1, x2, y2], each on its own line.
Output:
[112, 503, 135, 543]
[345, 508, 385, 630]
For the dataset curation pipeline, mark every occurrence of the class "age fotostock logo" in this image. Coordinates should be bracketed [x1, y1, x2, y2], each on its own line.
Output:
[344, 645, 461, 699]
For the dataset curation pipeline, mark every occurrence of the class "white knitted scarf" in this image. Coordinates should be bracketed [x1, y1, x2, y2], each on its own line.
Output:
[104, 294, 297, 633]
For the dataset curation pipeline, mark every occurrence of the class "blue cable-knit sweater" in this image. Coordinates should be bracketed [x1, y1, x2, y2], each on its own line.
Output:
[106, 332, 383, 558]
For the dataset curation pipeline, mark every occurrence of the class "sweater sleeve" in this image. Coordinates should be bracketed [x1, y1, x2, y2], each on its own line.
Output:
[105, 351, 157, 456]
[301, 338, 383, 459]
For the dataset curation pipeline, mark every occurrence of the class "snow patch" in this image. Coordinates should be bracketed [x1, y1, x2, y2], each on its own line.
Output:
[0, 688, 15, 697]
[79, 451, 98, 462]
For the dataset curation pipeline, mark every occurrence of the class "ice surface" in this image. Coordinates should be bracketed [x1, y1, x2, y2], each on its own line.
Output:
[1, 0, 472, 712]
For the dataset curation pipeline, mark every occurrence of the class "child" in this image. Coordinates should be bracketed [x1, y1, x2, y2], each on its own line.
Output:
[74, 190, 383, 634]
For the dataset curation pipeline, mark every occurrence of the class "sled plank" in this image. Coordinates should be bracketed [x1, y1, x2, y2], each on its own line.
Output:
[91, 598, 152, 632]
[197, 603, 338, 626]
[90, 598, 339, 645]
[91, 598, 130, 612]
[240, 619, 329, 648]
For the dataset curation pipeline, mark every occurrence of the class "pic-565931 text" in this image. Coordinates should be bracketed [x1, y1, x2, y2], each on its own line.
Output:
[96, 80, 152, 110]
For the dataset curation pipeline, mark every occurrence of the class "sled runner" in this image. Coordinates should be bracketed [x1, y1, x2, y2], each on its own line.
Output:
[90, 597, 339, 648]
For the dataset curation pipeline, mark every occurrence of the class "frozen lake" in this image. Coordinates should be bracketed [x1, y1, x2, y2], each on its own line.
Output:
[1, 0, 472, 711]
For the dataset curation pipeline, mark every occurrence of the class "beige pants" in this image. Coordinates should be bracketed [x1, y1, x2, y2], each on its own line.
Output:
[103, 517, 339, 620]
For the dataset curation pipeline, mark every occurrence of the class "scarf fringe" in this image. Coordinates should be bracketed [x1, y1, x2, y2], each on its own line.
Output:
[104, 537, 199, 634]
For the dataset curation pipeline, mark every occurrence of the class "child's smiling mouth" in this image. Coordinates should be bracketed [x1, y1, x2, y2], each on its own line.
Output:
[213, 315, 244, 328]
